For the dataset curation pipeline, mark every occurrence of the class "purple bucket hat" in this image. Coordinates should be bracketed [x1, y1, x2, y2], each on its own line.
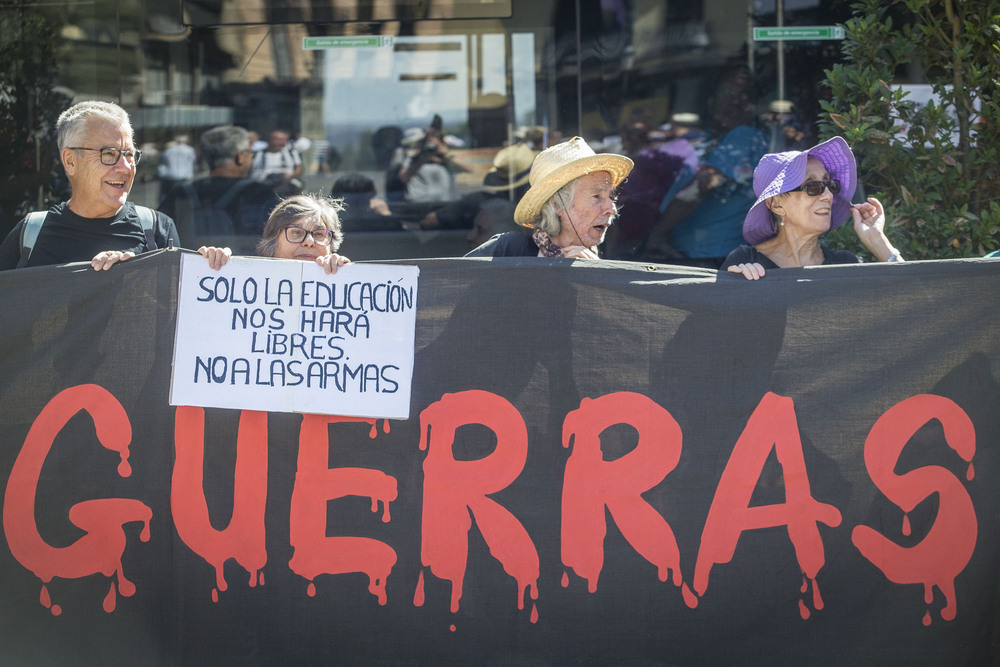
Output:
[742, 136, 857, 245]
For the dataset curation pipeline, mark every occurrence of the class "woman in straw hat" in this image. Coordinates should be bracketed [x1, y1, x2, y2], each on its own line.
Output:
[721, 136, 905, 280]
[466, 136, 633, 258]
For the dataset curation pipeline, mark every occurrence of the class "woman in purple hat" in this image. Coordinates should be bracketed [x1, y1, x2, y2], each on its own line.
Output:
[721, 136, 905, 280]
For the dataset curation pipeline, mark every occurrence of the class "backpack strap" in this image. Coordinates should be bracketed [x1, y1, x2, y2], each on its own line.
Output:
[17, 211, 48, 269]
[135, 205, 158, 251]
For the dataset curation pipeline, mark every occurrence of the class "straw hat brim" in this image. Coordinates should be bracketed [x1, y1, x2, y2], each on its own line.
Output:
[482, 169, 532, 192]
[513, 154, 634, 227]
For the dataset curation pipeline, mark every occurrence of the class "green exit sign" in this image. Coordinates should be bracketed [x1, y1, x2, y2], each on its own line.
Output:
[303, 36, 394, 50]
[753, 26, 845, 41]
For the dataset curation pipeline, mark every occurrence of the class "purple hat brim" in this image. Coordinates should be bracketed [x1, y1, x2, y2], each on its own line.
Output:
[742, 136, 857, 245]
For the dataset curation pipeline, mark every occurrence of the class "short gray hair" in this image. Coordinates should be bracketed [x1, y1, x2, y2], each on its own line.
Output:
[56, 101, 132, 150]
[535, 177, 581, 235]
[200, 125, 250, 169]
[257, 194, 345, 257]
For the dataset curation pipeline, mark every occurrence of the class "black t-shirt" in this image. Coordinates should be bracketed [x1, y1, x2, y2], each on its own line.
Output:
[0, 201, 180, 270]
[720, 243, 861, 270]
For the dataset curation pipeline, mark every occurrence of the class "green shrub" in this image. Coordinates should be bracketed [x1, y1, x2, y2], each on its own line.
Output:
[819, 0, 1000, 259]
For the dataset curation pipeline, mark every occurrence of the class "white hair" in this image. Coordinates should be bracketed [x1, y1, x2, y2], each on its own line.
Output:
[536, 178, 581, 234]
[57, 101, 132, 150]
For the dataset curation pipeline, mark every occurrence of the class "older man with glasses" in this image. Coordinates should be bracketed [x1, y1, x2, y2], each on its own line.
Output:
[0, 100, 179, 271]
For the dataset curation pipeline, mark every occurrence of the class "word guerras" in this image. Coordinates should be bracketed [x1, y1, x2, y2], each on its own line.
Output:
[2, 386, 976, 627]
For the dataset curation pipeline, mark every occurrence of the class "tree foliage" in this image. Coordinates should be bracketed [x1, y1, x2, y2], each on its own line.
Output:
[819, 0, 1000, 259]
[0, 0, 72, 237]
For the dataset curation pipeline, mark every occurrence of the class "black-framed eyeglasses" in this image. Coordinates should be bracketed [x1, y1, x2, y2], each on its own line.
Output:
[68, 147, 142, 166]
[794, 179, 841, 197]
[283, 225, 333, 245]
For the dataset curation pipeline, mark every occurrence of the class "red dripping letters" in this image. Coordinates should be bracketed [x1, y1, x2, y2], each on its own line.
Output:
[693, 392, 842, 617]
[288, 413, 398, 604]
[417, 390, 539, 617]
[2, 385, 152, 616]
[172, 406, 269, 600]
[561, 393, 685, 595]
[1, 385, 978, 624]
[851, 394, 976, 624]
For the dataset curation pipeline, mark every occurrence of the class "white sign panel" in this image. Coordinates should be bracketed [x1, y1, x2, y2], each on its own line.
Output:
[171, 254, 419, 419]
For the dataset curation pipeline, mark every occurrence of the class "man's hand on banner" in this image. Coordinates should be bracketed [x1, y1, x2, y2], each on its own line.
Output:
[91, 250, 135, 271]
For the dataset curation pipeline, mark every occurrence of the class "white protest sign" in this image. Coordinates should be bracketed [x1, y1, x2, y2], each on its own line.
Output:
[170, 254, 419, 418]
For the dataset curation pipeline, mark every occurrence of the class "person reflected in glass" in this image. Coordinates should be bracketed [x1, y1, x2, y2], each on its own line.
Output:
[330, 173, 397, 231]
[159, 125, 280, 243]
[198, 194, 350, 274]
[721, 136, 905, 280]
[641, 67, 768, 267]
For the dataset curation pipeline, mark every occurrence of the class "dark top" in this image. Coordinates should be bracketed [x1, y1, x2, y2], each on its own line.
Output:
[159, 176, 280, 241]
[720, 243, 861, 271]
[432, 191, 496, 230]
[465, 230, 536, 257]
[336, 193, 404, 232]
[0, 201, 180, 270]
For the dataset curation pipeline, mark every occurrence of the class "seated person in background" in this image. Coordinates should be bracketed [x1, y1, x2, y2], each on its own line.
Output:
[722, 136, 905, 280]
[198, 194, 350, 275]
[159, 125, 280, 243]
[465, 198, 523, 250]
[466, 136, 632, 259]
[780, 115, 812, 151]
[250, 129, 303, 197]
[395, 116, 458, 204]
[603, 121, 696, 259]
[330, 174, 397, 231]
[420, 142, 535, 232]
[0, 100, 179, 271]
[642, 68, 768, 268]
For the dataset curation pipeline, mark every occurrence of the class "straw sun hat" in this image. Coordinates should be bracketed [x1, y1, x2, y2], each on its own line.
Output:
[482, 142, 536, 192]
[513, 137, 633, 226]
[743, 136, 857, 245]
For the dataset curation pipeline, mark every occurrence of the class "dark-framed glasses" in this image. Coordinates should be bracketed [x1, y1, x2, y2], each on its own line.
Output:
[283, 225, 333, 245]
[69, 147, 142, 166]
[794, 179, 841, 197]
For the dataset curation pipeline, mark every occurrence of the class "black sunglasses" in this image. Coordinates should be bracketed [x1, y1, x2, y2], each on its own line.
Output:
[794, 179, 841, 197]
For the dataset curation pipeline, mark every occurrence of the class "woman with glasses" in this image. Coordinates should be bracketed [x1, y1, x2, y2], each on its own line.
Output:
[198, 194, 349, 274]
[721, 136, 905, 280]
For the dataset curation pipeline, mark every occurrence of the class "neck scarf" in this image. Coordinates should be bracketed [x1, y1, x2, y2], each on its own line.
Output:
[532, 229, 563, 257]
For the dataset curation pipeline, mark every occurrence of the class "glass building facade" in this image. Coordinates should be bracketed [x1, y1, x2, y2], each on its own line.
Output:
[2, 0, 857, 259]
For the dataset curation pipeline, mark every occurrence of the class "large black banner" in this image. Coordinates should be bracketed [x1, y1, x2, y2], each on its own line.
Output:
[1, 250, 998, 665]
